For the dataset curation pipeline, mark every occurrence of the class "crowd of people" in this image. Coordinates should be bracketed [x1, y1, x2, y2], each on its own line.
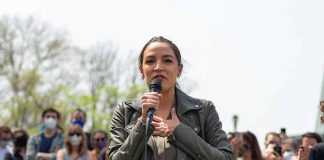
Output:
[1, 106, 323, 160]
[1, 36, 323, 160]
[0, 108, 108, 160]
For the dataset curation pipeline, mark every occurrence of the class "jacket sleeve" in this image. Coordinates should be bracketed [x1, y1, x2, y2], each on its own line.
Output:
[108, 102, 153, 160]
[169, 101, 234, 160]
[26, 135, 37, 160]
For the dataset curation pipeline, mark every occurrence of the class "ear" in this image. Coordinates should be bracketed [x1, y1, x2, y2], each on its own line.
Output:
[140, 67, 143, 74]
[178, 64, 183, 77]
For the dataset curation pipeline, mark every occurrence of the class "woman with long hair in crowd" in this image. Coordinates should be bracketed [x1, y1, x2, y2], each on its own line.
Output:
[57, 125, 93, 160]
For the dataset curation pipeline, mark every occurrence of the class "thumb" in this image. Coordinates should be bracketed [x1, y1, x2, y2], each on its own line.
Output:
[171, 107, 177, 118]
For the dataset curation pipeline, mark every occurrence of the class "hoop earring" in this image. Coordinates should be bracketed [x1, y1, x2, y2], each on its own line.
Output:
[141, 74, 144, 79]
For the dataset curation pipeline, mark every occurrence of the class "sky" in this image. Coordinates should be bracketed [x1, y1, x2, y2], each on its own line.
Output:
[1, 0, 324, 147]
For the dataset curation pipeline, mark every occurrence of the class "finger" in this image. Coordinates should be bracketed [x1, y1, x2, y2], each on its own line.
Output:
[152, 115, 163, 122]
[170, 107, 177, 118]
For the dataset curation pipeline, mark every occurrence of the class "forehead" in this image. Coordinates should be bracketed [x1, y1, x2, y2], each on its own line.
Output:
[144, 42, 176, 58]
[302, 137, 317, 144]
[44, 112, 58, 117]
[94, 132, 106, 138]
[266, 134, 280, 141]
[72, 111, 85, 118]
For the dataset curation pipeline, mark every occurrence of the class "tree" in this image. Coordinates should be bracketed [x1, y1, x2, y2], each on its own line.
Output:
[71, 43, 146, 132]
[0, 15, 77, 129]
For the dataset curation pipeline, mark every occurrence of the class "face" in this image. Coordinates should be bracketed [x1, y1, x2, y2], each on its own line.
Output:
[140, 42, 182, 92]
[281, 143, 295, 153]
[94, 132, 106, 142]
[265, 134, 280, 148]
[72, 111, 85, 122]
[0, 130, 11, 141]
[302, 137, 318, 148]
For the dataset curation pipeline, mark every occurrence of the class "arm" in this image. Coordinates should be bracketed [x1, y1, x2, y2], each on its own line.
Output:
[36, 153, 54, 160]
[56, 149, 64, 160]
[170, 101, 234, 160]
[26, 135, 37, 160]
[108, 102, 153, 160]
[87, 151, 95, 160]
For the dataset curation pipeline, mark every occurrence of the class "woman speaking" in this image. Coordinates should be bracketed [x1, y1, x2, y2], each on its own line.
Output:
[108, 36, 234, 160]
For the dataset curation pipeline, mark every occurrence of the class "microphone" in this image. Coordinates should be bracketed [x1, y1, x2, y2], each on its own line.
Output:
[146, 77, 162, 126]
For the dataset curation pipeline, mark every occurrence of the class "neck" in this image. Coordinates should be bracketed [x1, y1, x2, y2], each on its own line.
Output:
[44, 128, 56, 137]
[72, 146, 79, 152]
[157, 87, 176, 118]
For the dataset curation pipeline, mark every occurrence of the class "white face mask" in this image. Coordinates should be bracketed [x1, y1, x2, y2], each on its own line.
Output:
[283, 151, 295, 160]
[70, 135, 82, 146]
[44, 117, 57, 129]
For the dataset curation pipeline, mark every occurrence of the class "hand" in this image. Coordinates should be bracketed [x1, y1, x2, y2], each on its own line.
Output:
[140, 92, 162, 122]
[152, 108, 180, 137]
[229, 136, 243, 157]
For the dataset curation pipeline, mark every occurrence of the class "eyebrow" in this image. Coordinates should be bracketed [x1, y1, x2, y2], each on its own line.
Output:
[145, 55, 175, 59]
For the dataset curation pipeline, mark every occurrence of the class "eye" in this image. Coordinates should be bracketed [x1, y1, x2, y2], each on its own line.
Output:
[163, 58, 173, 63]
[144, 58, 155, 64]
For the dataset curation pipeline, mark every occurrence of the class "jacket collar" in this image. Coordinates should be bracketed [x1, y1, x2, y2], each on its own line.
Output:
[175, 87, 201, 115]
[126, 87, 201, 115]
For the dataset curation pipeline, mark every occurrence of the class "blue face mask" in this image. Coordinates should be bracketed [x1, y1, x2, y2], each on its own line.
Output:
[73, 119, 85, 128]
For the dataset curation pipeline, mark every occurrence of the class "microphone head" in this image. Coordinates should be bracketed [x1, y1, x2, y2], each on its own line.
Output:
[149, 77, 162, 93]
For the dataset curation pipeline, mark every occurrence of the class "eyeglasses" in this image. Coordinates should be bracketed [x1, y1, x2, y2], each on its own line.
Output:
[94, 138, 106, 142]
[69, 133, 81, 136]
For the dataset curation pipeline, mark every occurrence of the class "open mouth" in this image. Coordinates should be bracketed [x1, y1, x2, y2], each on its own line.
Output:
[154, 75, 166, 79]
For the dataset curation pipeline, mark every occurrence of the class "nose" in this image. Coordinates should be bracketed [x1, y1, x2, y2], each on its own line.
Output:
[153, 61, 163, 72]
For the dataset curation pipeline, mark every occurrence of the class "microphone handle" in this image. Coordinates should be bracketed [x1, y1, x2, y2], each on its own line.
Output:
[146, 108, 155, 127]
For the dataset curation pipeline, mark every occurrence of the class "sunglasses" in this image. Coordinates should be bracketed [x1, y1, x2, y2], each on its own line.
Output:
[69, 133, 81, 136]
[94, 138, 106, 142]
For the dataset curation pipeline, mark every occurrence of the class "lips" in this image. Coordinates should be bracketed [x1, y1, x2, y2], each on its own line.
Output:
[153, 75, 166, 79]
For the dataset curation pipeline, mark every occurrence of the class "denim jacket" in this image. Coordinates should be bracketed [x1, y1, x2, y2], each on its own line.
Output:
[108, 87, 234, 160]
[26, 132, 64, 160]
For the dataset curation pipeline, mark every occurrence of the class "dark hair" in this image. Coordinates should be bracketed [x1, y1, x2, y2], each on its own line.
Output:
[302, 132, 323, 143]
[71, 108, 87, 121]
[13, 129, 29, 153]
[138, 36, 182, 69]
[244, 131, 263, 160]
[41, 107, 61, 120]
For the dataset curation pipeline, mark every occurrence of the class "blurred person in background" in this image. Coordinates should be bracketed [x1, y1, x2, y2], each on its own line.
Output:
[263, 132, 282, 159]
[4, 129, 29, 160]
[70, 108, 92, 150]
[56, 125, 93, 160]
[90, 130, 108, 160]
[291, 132, 322, 160]
[27, 108, 64, 160]
[229, 131, 263, 160]
[281, 138, 297, 160]
[308, 100, 324, 160]
[0, 125, 13, 159]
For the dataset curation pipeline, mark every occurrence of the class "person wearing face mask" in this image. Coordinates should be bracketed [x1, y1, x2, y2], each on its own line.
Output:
[0, 125, 13, 160]
[281, 138, 297, 160]
[70, 108, 93, 150]
[26, 108, 64, 160]
[90, 130, 108, 160]
[4, 128, 29, 160]
[56, 125, 93, 160]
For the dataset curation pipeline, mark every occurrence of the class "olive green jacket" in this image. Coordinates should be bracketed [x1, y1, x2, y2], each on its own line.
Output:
[108, 88, 234, 160]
